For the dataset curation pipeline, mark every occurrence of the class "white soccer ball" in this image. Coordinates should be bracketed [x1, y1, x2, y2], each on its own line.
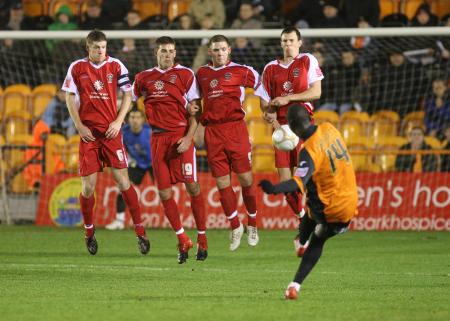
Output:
[272, 124, 300, 151]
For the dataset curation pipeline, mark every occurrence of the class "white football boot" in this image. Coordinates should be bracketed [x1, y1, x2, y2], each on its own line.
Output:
[229, 223, 244, 251]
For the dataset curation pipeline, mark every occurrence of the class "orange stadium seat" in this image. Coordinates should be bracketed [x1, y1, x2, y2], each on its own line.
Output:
[10, 172, 34, 194]
[245, 87, 255, 95]
[314, 110, 339, 127]
[248, 121, 272, 142]
[23, 0, 48, 17]
[433, 0, 450, 18]
[137, 96, 146, 113]
[380, 0, 401, 18]
[63, 135, 80, 172]
[252, 147, 276, 173]
[4, 111, 32, 143]
[370, 110, 400, 139]
[244, 94, 262, 122]
[402, 0, 429, 19]
[340, 112, 370, 141]
[168, 0, 192, 21]
[2, 84, 31, 119]
[0, 87, 3, 121]
[132, 0, 163, 19]
[4, 134, 33, 170]
[31, 84, 57, 119]
[424, 136, 442, 149]
[347, 137, 380, 172]
[401, 111, 424, 135]
[45, 134, 67, 174]
[374, 136, 408, 172]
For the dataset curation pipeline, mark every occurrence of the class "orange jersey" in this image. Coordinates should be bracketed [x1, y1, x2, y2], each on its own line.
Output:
[292, 122, 358, 223]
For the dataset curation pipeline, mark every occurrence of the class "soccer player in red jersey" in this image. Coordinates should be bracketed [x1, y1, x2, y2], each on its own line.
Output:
[133, 36, 207, 264]
[62, 30, 149, 256]
[255, 26, 324, 225]
[192, 35, 260, 251]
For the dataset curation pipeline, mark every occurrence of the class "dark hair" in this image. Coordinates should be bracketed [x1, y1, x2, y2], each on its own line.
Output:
[129, 107, 144, 116]
[208, 34, 231, 47]
[156, 36, 176, 48]
[281, 26, 301, 40]
[86, 29, 107, 45]
[287, 104, 311, 133]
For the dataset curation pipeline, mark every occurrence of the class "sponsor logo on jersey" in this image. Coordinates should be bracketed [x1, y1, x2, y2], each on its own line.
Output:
[93, 80, 104, 91]
[224, 72, 232, 81]
[293, 68, 300, 77]
[107, 73, 113, 83]
[49, 178, 83, 226]
[283, 81, 292, 91]
[169, 74, 177, 84]
[210, 79, 219, 88]
[295, 161, 309, 178]
[154, 80, 164, 90]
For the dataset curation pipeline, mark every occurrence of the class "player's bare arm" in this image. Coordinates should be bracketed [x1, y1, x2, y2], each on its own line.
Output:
[271, 81, 321, 107]
[259, 98, 281, 129]
[177, 115, 198, 153]
[187, 99, 201, 117]
[66, 92, 95, 142]
[106, 91, 132, 139]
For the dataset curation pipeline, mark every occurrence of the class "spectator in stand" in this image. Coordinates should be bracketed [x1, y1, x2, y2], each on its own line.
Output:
[191, 14, 215, 71]
[46, 5, 78, 52]
[230, 1, 263, 49]
[318, 50, 360, 114]
[80, 0, 111, 30]
[115, 38, 153, 80]
[101, 0, 132, 25]
[3, 2, 34, 30]
[411, 3, 438, 27]
[170, 14, 199, 67]
[316, 2, 346, 28]
[425, 79, 450, 139]
[188, 0, 225, 29]
[395, 127, 437, 172]
[441, 124, 450, 172]
[340, 0, 380, 27]
[367, 49, 427, 115]
[40, 89, 77, 137]
[125, 10, 146, 30]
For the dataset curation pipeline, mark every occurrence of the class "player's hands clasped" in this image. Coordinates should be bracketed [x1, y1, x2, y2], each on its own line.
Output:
[187, 102, 200, 116]
[259, 180, 275, 194]
[78, 124, 96, 142]
[270, 96, 290, 107]
[105, 120, 122, 139]
[177, 136, 192, 153]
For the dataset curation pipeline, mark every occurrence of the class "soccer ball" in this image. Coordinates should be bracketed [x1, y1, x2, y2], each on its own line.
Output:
[272, 124, 299, 151]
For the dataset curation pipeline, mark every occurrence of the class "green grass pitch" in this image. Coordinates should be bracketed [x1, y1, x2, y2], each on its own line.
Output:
[0, 226, 449, 321]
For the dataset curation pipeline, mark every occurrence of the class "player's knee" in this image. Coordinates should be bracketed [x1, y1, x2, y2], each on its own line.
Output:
[314, 223, 328, 239]
[185, 182, 200, 196]
[158, 188, 172, 200]
[238, 174, 253, 187]
[81, 184, 95, 198]
[216, 176, 231, 189]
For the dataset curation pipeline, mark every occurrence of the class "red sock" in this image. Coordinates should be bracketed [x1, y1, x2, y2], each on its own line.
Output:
[121, 186, 146, 236]
[191, 193, 206, 232]
[176, 228, 188, 243]
[79, 193, 95, 236]
[286, 192, 303, 215]
[162, 198, 183, 232]
[197, 232, 207, 249]
[219, 186, 240, 229]
[242, 185, 257, 227]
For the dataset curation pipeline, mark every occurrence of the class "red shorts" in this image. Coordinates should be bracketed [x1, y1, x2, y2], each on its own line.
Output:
[204, 120, 252, 178]
[79, 133, 128, 177]
[151, 132, 197, 190]
[274, 140, 302, 169]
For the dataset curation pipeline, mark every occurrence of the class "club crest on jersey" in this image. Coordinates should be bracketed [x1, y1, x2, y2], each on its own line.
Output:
[283, 81, 292, 91]
[93, 80, 104, 91]
[107, 73, 113, 83]
[169, 74, 177, 84]
[293, 68, 300, 77]
[224, 72, 232, 81]
[154, 80, 164, 90]
[210, 79, 219, 88]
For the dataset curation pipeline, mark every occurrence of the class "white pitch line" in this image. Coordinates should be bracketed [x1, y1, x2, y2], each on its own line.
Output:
[0, 263, 447, 277]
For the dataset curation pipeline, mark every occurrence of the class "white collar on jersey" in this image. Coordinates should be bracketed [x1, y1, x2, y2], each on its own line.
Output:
[88, 56, 111, 69]
[206, 61, 234, 71]
[277, 54, 304, 69]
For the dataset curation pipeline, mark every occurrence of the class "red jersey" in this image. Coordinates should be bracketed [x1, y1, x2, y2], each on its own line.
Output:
[133, 64, 199, 133]
[255, 53, 324, 125]
[62, 56, 131, 134]
[197, 62, 260, 125]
